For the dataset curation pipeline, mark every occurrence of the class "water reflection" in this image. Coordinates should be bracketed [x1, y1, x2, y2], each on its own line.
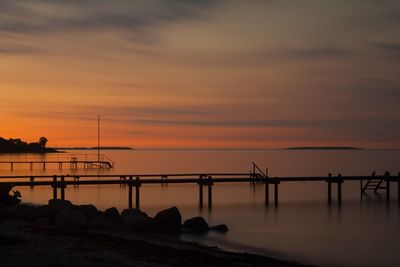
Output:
[1, 150, 400, 267]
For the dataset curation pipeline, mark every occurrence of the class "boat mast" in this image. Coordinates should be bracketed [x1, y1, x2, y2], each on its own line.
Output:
[97, 114, 100, 162]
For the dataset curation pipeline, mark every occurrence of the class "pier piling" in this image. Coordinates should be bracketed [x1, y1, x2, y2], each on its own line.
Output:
[328, 173, 332, 205]
[264, 176, 269, 206]
[60, 175, 65, 201]
[398, 172, 400, 204]
[135, 177, 141, 209]
[274, 180, 279, 206]
[52, 175, 57, 199]
[386, 172, 390, 203]
[128, 176, 133, 208]
[199, 175, 204, 208]
[208, 176, 213, 210]
[338, 174, 342, 206]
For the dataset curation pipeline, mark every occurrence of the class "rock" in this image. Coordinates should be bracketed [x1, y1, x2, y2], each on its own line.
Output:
[0, 185, 21, 206]
[74, 204, 97, 221]
[54, 209, 87, 229]
[48, 199, 73, 213]
[154, 206, 182, 232]
[131, 217, 156, 233]
[5, 204, 38, 221]
[121, 208, 149, 227]
[89, 215, 122, 231]
[104, 207, 120, 222]
[35, 205, 54, 219]
[183, 217, 209, 232]
[0, 205, 5, 222]
[35, 217, 52, 226]
[211, 224, 229, 233]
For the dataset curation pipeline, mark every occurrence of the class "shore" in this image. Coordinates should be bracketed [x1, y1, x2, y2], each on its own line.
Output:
[0, 220, 311, 267]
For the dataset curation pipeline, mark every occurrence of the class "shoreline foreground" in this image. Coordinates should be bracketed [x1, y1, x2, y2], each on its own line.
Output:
[0, 201, 312, 267]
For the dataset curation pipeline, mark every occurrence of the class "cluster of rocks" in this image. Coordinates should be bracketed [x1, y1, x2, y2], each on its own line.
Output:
[0, 200, 228, 234]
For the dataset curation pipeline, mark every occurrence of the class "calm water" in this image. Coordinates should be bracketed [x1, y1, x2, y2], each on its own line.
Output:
[1, 149, 400, 267]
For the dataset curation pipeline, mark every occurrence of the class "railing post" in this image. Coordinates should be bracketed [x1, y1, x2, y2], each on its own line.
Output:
[135, 177, 141, 209]
[128, 176, 133, 209]
[385, 171, 390, 203]
[264, 175, 269, 206]
[327, 173, 332, 205]
[52, 175, 58, 199]
[199, 175, 204, 209]
[60, 175, 65, 200]
[208, 176, 213, 210]
[338, 174, 342, 206]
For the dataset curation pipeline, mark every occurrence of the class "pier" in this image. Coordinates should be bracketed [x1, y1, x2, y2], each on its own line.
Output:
[0, 160, 113, 170]
[1, 171, 399, 209]
[0, 153, 114, 170]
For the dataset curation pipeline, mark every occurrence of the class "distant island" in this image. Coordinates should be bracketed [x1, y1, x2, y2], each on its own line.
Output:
[0, 136, 57, 153]
[285, 146, 363, 150]
[56, 147, 133, 150]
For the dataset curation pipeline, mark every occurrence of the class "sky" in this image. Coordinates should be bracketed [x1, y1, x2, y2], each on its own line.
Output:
[1, 0, 400, 149]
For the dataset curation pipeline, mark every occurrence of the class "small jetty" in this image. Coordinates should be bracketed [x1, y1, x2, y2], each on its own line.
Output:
[0, 153, 114, 170]
[0, 163, 398, 209]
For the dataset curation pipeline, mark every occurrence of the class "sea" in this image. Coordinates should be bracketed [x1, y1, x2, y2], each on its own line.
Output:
[1, 149, 399, 267]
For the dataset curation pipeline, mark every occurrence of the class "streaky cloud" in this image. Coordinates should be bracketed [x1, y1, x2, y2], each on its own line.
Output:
[0, 43, 43, 54]
[0, 0, 222, 41]
[282, 47, 350, 59]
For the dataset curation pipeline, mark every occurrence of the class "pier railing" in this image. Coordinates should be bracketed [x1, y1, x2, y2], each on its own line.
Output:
[0, 172, 399, 209]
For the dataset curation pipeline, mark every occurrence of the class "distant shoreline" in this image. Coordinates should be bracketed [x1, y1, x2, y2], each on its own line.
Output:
[55, 147, 134, 150]
[285, 146, 363, 150]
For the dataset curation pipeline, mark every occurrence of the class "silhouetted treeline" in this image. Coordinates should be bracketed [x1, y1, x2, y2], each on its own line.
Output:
[0, 136, 57, 153]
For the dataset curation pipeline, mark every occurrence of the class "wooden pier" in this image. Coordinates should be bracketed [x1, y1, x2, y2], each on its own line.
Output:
[1, 171, 399, 209]
[0, 160, 113, 170]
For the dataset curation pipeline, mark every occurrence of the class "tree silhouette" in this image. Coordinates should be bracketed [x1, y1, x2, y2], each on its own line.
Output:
[39, 137, 48, 148]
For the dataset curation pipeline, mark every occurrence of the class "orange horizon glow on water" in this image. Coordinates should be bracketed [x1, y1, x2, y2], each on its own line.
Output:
[1, 1, 400, 149]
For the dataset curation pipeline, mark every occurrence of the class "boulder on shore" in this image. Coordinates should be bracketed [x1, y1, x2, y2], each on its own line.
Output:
[121, 208, 149, 227]
[154, 206, 182, 232]
[89, 214, 123, 231]
[74, 204, 97, 221]
[211, 224, 229, 233]
[183, 216, 210, 232]
[5, 204, 38, 221]
[54, 209, 87, 229]
[35, 205, 54, 219]
[131, 217, 156, 232]
[104, 207, 120, 222]
[48, 199, 73, 213]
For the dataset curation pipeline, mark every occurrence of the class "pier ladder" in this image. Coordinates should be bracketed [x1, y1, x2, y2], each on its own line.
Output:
[362, 171, 387, 193]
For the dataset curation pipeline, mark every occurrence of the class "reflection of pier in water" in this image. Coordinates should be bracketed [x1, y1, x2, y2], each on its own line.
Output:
[0, 166, 398, 209]
[0, 154, 114, 170]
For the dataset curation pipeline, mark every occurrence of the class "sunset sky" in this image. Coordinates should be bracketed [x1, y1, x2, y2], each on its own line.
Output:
[1, 0, 400, 149]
